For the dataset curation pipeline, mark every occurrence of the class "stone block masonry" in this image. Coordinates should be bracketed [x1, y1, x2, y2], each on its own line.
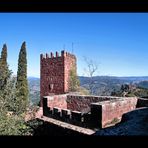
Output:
[66, 95, 127, 113]
[61, 109, 71, 120]
[42, 94, 139, 128]
[40, 50, 76, 107]
[38, 95, 144, 129]
[44, 94, 67, 110]
[45, 94, 124, 113]
[91, 97, 138, 128]
[71, 111, 82, 122]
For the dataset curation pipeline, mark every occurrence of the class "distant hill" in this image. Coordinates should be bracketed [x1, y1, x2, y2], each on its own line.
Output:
[117, 76, 148, 83]
[136, 81, 148, 89]
[79, 76, 148, 96]
[28, 77, 40, 106]
[28, 76, 148, 105]
[79, 76, 148, 84]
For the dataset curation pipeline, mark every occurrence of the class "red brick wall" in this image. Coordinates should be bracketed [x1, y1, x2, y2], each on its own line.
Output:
[67, 95, 120, 112]
[40, 93, 138, 129]
[46, 94, 68, 110]
[40, 52, 64, 106]
[100, 97, 138, 128]
[44, 95, 122, 113]
[40, 51, 76, 107]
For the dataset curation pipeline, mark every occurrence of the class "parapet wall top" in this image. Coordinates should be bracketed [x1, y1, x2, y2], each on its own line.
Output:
[50, 52, 54, 58]
[41, 50, 76, 59]
[56, 51, 59, 57]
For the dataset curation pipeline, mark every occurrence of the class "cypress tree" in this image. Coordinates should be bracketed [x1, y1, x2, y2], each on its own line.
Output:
[0, 43, 33, 135]
[1, 44, 7, 64]
[16, 41, 29, 113]
[0, 44, 10, 90]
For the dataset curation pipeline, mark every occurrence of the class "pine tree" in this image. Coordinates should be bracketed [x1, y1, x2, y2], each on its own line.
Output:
[16, 42, 29, 113]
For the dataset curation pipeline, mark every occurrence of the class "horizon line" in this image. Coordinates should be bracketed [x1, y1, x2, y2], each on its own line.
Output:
[26, 75, 148, 78]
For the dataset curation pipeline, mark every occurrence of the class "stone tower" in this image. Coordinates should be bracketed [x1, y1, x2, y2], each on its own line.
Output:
[40, 50, 76, 107]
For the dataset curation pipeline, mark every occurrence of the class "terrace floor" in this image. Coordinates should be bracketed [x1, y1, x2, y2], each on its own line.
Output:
[95, 107, 148, 135]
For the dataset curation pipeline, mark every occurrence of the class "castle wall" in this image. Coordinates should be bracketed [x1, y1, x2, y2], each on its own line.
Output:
[40, 54, 64, 94]
[43, 95, 138, 128]
[91, 97, 138, 128]
[40, 50, 76, 107]
[46, 94, 129, 113]
[66, 95, 122, 113]
[45, 94, 67, 110]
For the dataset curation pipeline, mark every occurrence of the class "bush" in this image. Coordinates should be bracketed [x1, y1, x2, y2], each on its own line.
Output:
[76, 86, 90, 95]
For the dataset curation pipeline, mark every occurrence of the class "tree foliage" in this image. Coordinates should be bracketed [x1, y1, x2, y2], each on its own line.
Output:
[76, 86, 90, 95]
[0, 43, 33, 135]
[16, 42, 29, 113]
[111, 84, 137, 97]
[69, 65, 80, 92]
[1, 44, 7, 64]
[0, 111, 33, 135]
[0, 44, 11, 90]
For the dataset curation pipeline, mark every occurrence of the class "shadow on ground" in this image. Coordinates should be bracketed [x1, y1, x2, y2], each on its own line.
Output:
[95, 107, 148, 135]
[27, 119, 85, 136]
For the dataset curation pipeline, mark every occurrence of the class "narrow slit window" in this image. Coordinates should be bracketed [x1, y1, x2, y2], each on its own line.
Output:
[49, 84, 53, 91]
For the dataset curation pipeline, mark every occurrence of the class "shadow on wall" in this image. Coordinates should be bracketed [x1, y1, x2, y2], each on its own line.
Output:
[136, 98, 148, 108]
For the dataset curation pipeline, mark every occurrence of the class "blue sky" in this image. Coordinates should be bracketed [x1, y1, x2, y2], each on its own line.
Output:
[0, 13, 148, 77]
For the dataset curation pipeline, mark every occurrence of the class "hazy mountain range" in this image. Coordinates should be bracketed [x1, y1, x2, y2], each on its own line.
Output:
[28, 76, 148, 105]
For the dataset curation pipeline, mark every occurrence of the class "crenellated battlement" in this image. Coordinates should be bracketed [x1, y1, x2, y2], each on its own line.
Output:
[40, 50, 77, 107]
[40, 50, 76, 60]
[42, 95, 138, 128]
